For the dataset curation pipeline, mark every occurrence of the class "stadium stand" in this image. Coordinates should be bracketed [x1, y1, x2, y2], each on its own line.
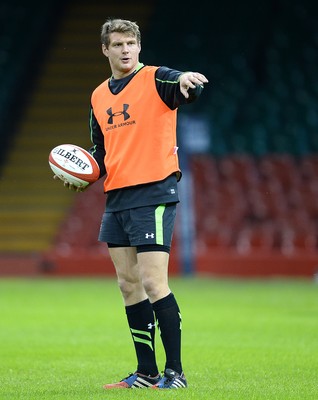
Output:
[0, 1, 66, 273]
[0, 1, 157, 274]
[148, 0, 318, 276]
[191, 154, 318, 250]
[1, 0, 317, 276]
[0, 1, 63, 162]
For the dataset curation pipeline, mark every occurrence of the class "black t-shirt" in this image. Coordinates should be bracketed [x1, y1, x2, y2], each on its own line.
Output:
[105, 173, 179, 212]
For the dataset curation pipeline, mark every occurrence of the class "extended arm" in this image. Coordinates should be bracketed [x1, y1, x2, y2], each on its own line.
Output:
[155, 66, 208, 109]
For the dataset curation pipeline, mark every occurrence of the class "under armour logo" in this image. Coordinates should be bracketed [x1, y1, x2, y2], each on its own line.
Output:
[145, 233, 155, 239]
[106, 104, 130, 124]
[147, 322, 156, 329]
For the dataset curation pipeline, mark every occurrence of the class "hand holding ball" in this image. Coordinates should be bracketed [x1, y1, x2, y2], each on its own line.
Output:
[49, 144, 100, 190]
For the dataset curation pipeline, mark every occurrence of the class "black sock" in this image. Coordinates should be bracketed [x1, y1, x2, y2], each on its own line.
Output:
[125, 299, 159, 377]
[152, 293, 183, 374]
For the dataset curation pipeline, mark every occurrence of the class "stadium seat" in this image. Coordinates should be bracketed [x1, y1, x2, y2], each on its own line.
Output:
[218, 154, 260, 189]
[235, 223, 276, 254]
[258, 154, 301, 191]
[198, 223, 233, 250]
[281, 229, 317, 255]
[300, 155, 318, 180]
[190, 153, 318, 257]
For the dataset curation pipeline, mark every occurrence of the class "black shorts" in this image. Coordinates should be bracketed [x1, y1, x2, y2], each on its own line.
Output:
[98, 203, 177, 251]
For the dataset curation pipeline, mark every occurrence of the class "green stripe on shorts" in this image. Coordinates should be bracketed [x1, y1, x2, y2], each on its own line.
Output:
[155, 204, 166, 245]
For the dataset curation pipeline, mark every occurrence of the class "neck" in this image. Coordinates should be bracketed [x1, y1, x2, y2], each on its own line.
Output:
[111, 62, 144, 80]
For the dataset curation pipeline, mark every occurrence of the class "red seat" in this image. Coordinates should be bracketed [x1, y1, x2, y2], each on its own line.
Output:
[235, 223, 276, 254]
[218, 154, 260, 189]
[281, 230, 317, 254]
[191, 154, 318, 256]
[300, 155, 318, 180]
[199, 226, 233, 249]
[258, 154, 301, 191]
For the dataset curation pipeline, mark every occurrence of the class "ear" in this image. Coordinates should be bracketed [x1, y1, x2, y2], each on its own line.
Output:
[102, 44, 108, 57]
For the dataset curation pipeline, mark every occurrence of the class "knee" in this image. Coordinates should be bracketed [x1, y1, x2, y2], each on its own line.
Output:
[118, 276, 144, 303]
[142, 276, 168, 302]
[117, 276, 135, 298]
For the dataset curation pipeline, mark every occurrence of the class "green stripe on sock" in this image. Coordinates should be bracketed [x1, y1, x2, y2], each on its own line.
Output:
[130, 328, 151, 339]
[130, 328, 153, 350]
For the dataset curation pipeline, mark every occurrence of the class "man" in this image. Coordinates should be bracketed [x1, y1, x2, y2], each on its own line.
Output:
[59, 18, 208, 389]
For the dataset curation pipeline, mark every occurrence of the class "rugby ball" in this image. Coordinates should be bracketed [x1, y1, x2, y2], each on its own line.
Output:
[49, 144, 100, 188]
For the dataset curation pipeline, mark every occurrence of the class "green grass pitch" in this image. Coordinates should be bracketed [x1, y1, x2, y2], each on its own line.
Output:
[0, 276, 317, 399]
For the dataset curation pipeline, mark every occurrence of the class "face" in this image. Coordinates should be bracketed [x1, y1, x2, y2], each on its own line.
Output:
[102, 32, 141, 79]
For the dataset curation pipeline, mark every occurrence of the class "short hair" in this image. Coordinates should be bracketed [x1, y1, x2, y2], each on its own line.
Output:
[101, 18, 141, 48]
